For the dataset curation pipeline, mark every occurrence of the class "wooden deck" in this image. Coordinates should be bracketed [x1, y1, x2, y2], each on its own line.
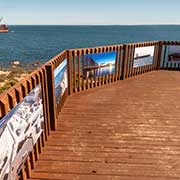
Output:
[29, 71, 180, 180]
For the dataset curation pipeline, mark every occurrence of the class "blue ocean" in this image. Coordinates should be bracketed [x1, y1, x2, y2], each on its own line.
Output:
[0, 25, 180, 68]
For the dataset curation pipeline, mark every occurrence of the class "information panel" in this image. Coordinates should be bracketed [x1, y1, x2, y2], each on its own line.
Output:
[83, 52, 116, 79]
[0, 84, 44, 180]
[54, 60, 68, 105]
[133, 46, 155, 68]
[168, 45, 180, 62]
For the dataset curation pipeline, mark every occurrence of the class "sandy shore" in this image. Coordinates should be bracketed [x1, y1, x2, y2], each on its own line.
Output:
[15, 73, 29, 82]
[0, 61, 42, 93]
[0, 69, 30, 93]
[0, 72, 28, 85]
[0, 70, 10, 87]
[0, 70, 10, 76]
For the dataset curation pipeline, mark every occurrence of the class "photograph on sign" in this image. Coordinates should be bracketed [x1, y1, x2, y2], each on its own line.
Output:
[0, 125, 14, 180]
[54, 59, 68, 105]
[0, 84, 44, 179]
[133, 46, 155, 67]
[168, 45, 180, 62]
[83, 52, 116, 79]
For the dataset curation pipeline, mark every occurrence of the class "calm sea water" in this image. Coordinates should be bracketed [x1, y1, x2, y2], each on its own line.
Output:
[0, 25, 180, 68]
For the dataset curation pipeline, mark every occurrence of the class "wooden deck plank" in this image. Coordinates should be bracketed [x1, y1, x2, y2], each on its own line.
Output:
[29, 71, 180, 180]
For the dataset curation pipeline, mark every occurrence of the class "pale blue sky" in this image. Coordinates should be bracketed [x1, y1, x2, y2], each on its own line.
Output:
[0, 0, 180, 25]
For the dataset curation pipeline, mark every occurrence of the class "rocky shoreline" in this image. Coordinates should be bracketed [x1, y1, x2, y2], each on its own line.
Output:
[0, 61, 43, 93]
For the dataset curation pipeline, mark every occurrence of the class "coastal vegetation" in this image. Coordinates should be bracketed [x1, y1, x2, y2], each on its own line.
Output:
[0, 60, 43, 93]
[0, 67, 32, 93]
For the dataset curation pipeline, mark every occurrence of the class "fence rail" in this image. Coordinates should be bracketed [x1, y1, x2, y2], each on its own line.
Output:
[0, 40, 179, 180]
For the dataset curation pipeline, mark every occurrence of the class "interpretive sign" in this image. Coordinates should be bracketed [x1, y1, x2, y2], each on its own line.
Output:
[168, 45, 180, 62]
[83, 52, 116, 79]
[54, 60, 68, 105]
[0, 84, 44, 180]
[133, 46, 155, 67]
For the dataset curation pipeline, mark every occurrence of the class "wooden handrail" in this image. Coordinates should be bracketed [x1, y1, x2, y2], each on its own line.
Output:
[0, 40, 180, 179]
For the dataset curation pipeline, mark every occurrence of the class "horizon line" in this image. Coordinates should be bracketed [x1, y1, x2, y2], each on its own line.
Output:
[8, 24, 180, 26]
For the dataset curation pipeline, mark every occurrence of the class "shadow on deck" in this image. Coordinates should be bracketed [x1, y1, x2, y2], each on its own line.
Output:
[29, 71, 180, 180]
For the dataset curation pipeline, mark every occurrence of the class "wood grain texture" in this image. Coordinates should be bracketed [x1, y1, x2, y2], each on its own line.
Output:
[29, 71, 180, 180]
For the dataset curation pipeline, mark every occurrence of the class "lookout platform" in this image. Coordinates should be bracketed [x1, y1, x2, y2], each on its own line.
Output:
[29, 70, 180, 180]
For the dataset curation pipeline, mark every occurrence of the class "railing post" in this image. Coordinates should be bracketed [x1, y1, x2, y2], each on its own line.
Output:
[0, 101, 6, 118]
[121, 44, 128, 80]
[41, 69, 51, 138]
[67, 50, 73, 95]
[157, 41, 163, 70]
[45, 64, 57, 131]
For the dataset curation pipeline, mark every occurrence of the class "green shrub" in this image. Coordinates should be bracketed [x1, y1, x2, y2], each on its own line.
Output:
[0, 79, 18, 93]
[0, 74, 7, 82]
[7, 68, 25, 79]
